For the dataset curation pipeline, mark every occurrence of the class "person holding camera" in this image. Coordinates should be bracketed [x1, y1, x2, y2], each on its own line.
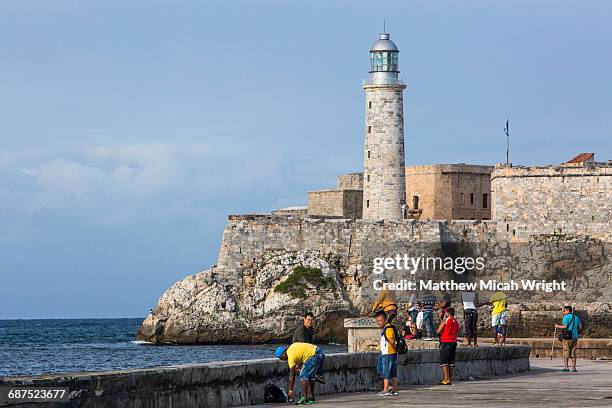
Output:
[554, 305, 582, 372]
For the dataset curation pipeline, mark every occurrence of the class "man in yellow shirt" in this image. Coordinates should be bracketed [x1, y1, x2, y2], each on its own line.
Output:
[488, 292, 508, 346]
[275, 342, 325, 405]
[375, 310, 399, 396]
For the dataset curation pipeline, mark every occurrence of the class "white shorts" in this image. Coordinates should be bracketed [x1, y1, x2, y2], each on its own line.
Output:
[491, 310, 508, 327]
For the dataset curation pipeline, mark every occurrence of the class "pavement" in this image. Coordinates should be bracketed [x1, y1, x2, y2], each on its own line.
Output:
[254, 359, 612, 408]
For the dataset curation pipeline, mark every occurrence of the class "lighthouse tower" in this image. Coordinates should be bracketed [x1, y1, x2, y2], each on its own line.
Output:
[362, 32, 407, 220]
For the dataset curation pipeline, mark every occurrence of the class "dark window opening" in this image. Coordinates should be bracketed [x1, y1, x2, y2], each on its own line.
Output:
[412, 195, 419, 209]
[366, 200, 370, 208]
[482, 193, 488, 209]
[367, 150, 371, 159]
[367, 126, 372, 133]
[368, 101, 372, 109]
[506, 224, 510, 232]
[470, 193, 474, 205]
[366, 175, 370, 182]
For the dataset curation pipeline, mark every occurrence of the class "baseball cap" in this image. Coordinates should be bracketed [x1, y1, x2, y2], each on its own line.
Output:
[275, 346, 287, 358]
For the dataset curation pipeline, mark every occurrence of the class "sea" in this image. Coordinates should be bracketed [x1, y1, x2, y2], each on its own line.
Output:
[0, 318, 347, 377]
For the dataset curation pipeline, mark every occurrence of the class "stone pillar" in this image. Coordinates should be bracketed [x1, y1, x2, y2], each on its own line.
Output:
[362, 83, 407, 220]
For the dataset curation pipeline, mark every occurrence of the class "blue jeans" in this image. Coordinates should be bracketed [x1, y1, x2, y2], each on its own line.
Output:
[376, 353, 398, 379]
[423, 311, 436, 338]
[299, 347, 325, 381]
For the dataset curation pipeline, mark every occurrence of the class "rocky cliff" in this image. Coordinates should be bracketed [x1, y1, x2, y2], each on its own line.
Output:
[137, 215, 612, 344]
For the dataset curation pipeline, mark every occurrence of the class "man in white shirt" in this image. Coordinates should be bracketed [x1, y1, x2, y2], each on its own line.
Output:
[461, 291, 485, 347]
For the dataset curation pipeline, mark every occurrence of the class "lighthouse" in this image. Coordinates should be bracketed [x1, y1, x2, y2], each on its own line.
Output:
[362, 32, 407, 220]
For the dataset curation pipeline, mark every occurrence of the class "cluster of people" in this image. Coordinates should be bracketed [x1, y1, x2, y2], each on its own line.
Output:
[370, 288, 512, 393]
[272, 295, 583, 403]
[373, 287, 510, 347]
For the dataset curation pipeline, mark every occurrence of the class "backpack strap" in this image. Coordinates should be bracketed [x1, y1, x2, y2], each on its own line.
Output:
[382, 323, 396, 343]
[567, 314, 575, 331]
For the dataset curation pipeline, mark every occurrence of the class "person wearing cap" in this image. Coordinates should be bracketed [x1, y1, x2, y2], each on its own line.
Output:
[275, 342, 325, 405]
[371, 275, 398, 323]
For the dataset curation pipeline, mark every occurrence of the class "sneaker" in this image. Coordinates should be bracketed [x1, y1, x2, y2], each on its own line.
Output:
[296, 396, 312, 405]
[571, 368, 578, 372]
[314, 374, 326, 384]
[561, 368, 569, 372]
[377, 391, 389, 396]
[386, 391, 399, 396]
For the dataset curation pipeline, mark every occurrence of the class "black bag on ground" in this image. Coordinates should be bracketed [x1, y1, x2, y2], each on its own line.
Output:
[264, 383, 287, 403]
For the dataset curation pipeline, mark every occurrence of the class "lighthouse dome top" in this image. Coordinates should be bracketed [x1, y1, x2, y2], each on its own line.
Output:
[370, 33, 399, 52]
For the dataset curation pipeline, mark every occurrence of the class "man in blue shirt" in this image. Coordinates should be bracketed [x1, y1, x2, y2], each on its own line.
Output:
[555, 305, 582, 372]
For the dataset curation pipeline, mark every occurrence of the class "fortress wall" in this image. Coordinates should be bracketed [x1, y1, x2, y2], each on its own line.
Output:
[218, 216, 437, 283]
[137, 214, 610, 344]
[0, 347, 530, 408]
[405, 164, 493, 221]
[307, 190, 345, 218]
[216, 216, 497, 291]
[491, 165, 612, 240]
[338, 173, 364, 190]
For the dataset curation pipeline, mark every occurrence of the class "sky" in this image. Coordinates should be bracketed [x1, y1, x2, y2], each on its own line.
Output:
[1, 1, 610, 319]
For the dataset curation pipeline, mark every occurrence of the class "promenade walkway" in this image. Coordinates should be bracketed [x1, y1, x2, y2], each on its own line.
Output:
[255, 359, 612, 407]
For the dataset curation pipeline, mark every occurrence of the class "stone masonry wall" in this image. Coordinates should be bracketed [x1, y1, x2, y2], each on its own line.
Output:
[338, 173, 364, 190]
[491, 165, 612, 240]
[0, 347, 530, 408]
[307, 190, 344, 218]
[362, 84, 406, 219]
[405, 164, 493, 221]
[307, 190, 362, 219]
[139, 215, 611, 344]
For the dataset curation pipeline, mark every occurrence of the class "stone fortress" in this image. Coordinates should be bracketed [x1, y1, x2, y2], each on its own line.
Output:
[137, 33, 611, 345]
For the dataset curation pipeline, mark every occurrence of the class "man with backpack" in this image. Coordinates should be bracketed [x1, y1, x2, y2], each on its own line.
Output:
[437, 307, 460, 385]
[555, 305, 582, 372]
[375, 310, 406, 396]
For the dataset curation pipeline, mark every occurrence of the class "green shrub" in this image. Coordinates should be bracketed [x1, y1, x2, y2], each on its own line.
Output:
[274, 265, 334, 299]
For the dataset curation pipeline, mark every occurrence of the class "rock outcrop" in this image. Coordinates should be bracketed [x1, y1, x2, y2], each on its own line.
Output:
[137, 251, 355, 343]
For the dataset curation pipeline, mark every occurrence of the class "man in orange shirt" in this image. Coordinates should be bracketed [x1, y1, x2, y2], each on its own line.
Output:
[371, 276, 398, 323]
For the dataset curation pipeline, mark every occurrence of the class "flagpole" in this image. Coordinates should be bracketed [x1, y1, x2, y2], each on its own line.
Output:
[504, 119, 510, 166]
[506, 132, 509, 166]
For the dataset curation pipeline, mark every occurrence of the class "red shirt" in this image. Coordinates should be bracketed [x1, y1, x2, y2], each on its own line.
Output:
[440, 317, 459, 343]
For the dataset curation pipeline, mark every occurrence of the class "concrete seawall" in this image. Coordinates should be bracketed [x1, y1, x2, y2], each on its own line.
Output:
[0, 346, 530, 408]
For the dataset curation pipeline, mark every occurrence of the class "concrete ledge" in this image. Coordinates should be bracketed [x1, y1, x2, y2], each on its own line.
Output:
[479, 338, 612, 359]
[0, 346, 529, 408]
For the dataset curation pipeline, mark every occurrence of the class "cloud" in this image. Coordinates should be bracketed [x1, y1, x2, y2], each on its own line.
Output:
[0, 141, 354, 318]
